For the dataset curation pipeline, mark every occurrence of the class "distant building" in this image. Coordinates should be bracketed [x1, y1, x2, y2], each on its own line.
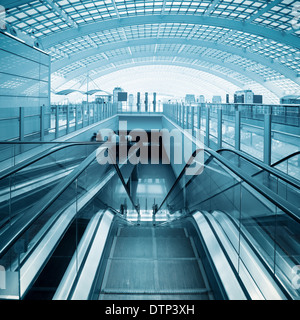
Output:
[113, 87, 123, 103]
[198, 95, 205, 103]
[234, 90, 263, 104]
[185, 94, 195, 104]
[95, 94, 112, 103]
[280, 95, 300, 104]
[113, 87, 124, 111]
[212, 95, 222, 103]
[129, 94, 134, 107]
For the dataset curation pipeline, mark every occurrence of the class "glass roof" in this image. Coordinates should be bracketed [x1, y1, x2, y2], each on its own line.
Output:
[2, 0, 300, 103]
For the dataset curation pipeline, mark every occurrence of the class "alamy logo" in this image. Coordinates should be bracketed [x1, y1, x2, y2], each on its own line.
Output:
[0, 5, 5, 30]
[0, 265, 5, 290]
[95, 121, 204, 176]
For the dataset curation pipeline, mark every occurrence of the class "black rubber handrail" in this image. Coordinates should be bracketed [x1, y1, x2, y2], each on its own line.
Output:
[108, 148, 139, 213]
[156, 149, 203, 213]
[158, 147, 300, 224]
[271, 151, 300, 167]
[216, 148, 300, 189]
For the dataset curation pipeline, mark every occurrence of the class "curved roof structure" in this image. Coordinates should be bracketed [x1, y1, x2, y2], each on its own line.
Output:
[2, 0, 300, 103]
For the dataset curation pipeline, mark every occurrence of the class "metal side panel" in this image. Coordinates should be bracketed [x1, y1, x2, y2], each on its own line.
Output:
[70, 210, 114, 300]
[18, 169, 116, 299]
[211, 211, 287, 300]
[53, 210, 105, 300]
[19, 201, 76, 298]
[208, 211, 265, 300]
[192, 211, 247, 300]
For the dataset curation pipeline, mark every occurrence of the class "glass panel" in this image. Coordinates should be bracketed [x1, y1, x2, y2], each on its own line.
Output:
[271, 105, 300, 165]
[271, 131, 300, 164]
[82, 105, 88, 127]
[0, 175, 11, 231]
[274, 212, 300, 299]
[218, 150, 300, 209]
[240, 104, 264, 161]
[209, 106, 218, 146]
[58, 106, 67, 136]
[0, 143, 97, 228]
[0, 241, 21, 300]
[0, 144, 16, 168]
[286, 154, 300, 180]
[239, 184, 276, 271]
[222, 104, 235, 147]
[0, 107, 19, 141]
[68, 105, 76, 133]
[77, 105, 83, 128]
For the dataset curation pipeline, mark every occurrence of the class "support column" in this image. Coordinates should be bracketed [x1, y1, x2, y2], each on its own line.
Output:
[264, 111, 272, 165]
[40, 105, 45, 141]
[66, 104, 70, 134]
[153, 92, 156, 112]
[137, 92, 141, 112]
[55, 105, 59, 139]
[87, 104, 90, 125]
[217, 108, 222, 149]
[75, 105, 79, 131]
[19, 107, 24, 141]
[235, 110, 241, 151]
[179, 104, 182, 126]
[205, 107, 210, 146]
[191, 106, 195, 137]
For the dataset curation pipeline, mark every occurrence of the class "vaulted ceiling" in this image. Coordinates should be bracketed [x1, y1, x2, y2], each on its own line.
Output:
[2, 0, 300, 102]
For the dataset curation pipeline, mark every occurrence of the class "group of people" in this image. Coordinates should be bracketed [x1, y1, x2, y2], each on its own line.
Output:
[90, 131, 132, 144]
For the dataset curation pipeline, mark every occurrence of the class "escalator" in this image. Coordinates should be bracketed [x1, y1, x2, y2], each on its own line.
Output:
[0, 143, 139, 300]
[53, 147, 299, 300]
[0, 142, 99, 231]
[155, 147, 300, 299]
[98, 224, 214, 300]
[0, 139, 299, 300]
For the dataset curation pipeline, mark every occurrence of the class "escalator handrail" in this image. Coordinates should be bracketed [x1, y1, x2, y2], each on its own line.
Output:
[156, 148, 203, 213]
[0, 141, 103, 181]
[158, 147, 300, 224]
[0, 146, 138, 258]
[107, 148, 139, 213]
[271, 151, 300, 168]
[216, 148, 300, 189]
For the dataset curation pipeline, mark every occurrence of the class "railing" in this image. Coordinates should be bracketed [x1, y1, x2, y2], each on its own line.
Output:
[49, 102, 117, 139]
[0, 102, 116, 142]
[0, 102, 117, 165]
[116, 103, 163, 114]
[163, 102, 300, 167]
[2, 101, 299, 177]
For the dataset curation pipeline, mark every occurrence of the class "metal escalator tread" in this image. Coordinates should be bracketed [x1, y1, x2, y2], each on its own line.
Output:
[99, 225, 214, 300]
